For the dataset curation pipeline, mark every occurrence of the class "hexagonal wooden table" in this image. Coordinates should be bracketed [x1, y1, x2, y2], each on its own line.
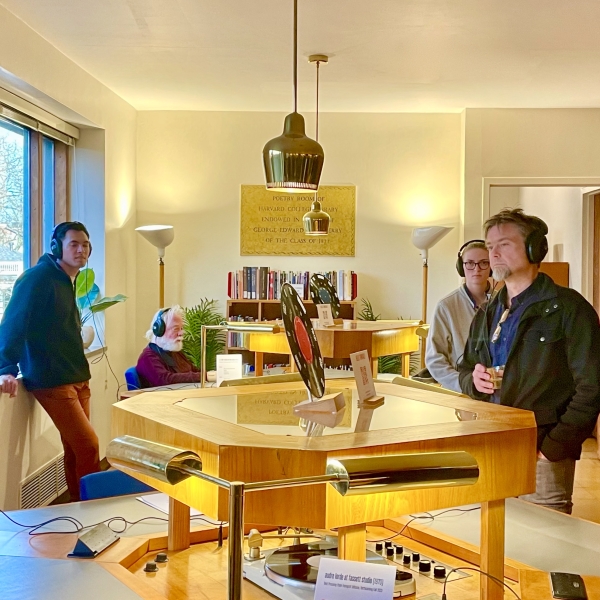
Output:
[112, 380, 537, 600]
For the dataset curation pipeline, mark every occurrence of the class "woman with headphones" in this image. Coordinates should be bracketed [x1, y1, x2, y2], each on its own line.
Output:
[424, 239, 491, 392]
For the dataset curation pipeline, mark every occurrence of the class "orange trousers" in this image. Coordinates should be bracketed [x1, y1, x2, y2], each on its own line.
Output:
[33, 381, 100, 501]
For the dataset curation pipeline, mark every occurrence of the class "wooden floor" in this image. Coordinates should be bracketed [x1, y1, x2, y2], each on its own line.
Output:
[572, 437, 600, 523]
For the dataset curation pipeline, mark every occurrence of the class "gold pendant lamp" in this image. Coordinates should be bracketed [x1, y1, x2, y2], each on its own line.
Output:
[262, 0, 324, 193]
[303, 54, 330, 235]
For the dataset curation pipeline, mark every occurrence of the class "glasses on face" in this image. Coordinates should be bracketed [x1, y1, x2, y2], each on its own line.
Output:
[491, 308, 509, 343]
[463, 260, 490, 271]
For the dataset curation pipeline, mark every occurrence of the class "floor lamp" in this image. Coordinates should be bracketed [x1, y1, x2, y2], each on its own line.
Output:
[412, 226, 452, 368]
[136, 225, 175, 308]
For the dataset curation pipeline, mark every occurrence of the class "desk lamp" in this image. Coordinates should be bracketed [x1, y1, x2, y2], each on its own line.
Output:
[136, 225, 174, 308]
[200, 321, 281, 388]
[107, 434, 478, 600]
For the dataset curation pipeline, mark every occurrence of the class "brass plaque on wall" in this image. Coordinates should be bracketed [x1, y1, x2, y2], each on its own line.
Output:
[240, 185, 356, 256]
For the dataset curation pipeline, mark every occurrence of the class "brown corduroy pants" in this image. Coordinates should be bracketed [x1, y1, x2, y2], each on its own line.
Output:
[33, 381, 100, 501]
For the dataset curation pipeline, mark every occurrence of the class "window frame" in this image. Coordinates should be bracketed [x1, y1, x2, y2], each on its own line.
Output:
[27, 131, 70, 265]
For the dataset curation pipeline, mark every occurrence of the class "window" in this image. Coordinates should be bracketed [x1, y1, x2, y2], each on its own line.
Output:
[0, 118, 27, 317]
[0, 112, 72, 318]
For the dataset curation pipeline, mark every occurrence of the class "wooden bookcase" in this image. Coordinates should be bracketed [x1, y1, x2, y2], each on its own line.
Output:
[226, 299, 356, 367]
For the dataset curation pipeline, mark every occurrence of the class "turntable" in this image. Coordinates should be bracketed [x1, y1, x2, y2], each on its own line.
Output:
[243, 540, 418, 599]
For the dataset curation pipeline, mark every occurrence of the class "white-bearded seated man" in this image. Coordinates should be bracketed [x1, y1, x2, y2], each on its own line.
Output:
[136, 305, 201, 388]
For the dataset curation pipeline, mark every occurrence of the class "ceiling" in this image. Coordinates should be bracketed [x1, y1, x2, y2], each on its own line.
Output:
[3, 0, 600, 112]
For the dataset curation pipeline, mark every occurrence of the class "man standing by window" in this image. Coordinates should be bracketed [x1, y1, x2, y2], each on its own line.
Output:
[0, 222, 99, 502]
[459, 209, 600, 513]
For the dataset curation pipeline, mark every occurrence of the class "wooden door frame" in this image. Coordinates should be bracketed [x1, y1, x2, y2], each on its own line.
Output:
[592, 194, 600, 314]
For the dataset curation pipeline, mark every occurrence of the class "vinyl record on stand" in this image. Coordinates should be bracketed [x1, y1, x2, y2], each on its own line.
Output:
[309, 273, 341, 319]
[280, 282, 325, 399]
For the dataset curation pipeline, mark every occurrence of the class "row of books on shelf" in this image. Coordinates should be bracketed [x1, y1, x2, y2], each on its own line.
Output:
[227, 315, 258, 348]
[227, 268, 358, 301]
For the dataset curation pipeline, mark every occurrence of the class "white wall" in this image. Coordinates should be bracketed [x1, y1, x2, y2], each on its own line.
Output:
[519, 187, 583, 291]
[0, 5, 137, 507]
[462, 108, 600, 241]
[135, 111, 462, 348]
[0, 354, 108, 510]
[489, 186, 521, 215]
[488, 185, 584, 292]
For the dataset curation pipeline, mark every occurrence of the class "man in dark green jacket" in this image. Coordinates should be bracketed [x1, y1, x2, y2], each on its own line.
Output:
[459, 209, 600, 514]
[0, 222, 99, 501]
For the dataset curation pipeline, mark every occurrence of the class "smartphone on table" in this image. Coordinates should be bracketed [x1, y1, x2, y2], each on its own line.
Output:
[550, 572, 587, 600]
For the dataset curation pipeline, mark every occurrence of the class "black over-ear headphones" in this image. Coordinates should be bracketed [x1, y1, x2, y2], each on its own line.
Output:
[525, 216, 549, 264]
[152, 308, 171, 337]
[456, 239, 486, 277]
[50, 221, 92, 259]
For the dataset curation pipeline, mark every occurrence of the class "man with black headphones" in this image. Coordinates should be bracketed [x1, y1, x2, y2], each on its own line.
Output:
[135, 306, 201, 388]
[425, 240, 491, 392]
[459, 208, 600, 513]
[0, 221, 99, 501]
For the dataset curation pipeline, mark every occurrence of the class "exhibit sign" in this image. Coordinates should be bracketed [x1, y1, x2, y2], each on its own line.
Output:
[240, 185, 356, 256]
[314, 557, 395, 600]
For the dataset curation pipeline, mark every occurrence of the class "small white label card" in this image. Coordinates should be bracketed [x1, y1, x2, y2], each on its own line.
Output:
[292, 283, 305, 298]
[216, 354, 243, 387]
[350, 350, 377, 402]
[315, 556, 395, 600]
[316, 303, 335, 327]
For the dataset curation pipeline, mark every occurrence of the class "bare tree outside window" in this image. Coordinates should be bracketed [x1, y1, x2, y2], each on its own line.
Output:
[0, 122, 26, 318]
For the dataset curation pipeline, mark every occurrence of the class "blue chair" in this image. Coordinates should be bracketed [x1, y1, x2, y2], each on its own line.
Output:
[125, 366, 141, 391]
[80, 469, 155, 501]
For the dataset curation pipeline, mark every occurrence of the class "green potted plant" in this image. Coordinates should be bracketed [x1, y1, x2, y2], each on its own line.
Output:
[75, 268, 127, 348]
[182, 299, 226, 374]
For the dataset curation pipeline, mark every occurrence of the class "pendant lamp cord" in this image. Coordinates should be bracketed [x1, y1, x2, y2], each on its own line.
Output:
[293, 0, 298, 113]
[316, 60, 320, 141]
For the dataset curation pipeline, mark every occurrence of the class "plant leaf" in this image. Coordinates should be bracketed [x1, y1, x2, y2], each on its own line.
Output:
[357, 297, 379, 321]
[89, 294, 128, 313]
[75, 268, 95, 300]
[77, 283, 100, 310]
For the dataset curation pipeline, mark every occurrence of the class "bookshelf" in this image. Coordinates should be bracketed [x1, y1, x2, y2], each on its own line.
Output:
[226, 299, 357, 369]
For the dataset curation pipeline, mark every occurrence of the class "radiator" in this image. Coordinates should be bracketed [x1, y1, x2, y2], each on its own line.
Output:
[19, 454, 67, 509]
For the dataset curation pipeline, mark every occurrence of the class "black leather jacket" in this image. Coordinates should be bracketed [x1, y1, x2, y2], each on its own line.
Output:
[459, 273, 600, 461]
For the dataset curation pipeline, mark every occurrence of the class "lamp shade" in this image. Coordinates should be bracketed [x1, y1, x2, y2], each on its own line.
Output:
[106, 435, 202, 485]
[136, 225, 175, 258]
[326, 451, 479, 497]
[263, 112, 324, 193]
[303, 199, 330, 235]
[411, 226, 452, 260]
